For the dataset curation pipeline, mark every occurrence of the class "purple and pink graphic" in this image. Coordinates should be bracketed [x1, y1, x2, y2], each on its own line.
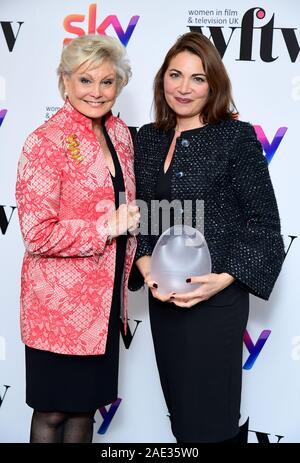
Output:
[243, 329, 271, 370]
[63, 3, 140, 46]
[97, 398, 122, 434]
[0, 109, 7, 128]
[254, 125, 287, 164]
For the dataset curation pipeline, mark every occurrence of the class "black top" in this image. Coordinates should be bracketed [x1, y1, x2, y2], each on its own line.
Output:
[155, 154, 177, 237]
[102, 121, 127, 288]
[131, 119, 285, 300]
[102, 121, 126, 208]
[156, 159, 172, 202]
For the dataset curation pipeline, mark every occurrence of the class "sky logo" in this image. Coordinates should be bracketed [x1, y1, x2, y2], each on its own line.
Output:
[63, 3, 140, 46]
[243, 329, 271, 370]
[254, 125, 288, 164]
[97, 398, 122, 434]
[0, 109, 7, 128]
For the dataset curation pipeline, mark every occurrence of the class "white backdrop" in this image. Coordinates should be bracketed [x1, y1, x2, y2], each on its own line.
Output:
[0, 0, 299, 443]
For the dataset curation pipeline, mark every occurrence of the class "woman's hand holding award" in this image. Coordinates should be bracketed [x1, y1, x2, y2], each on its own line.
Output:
[150, 225, 211, 295]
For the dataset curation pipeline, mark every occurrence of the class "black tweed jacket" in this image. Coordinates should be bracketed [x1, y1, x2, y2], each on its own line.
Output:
[130, 118, 285, 300]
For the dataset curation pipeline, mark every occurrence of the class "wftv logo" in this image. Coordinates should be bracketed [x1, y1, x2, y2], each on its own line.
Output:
[1, 21, 23, 52]
[241, 417, 284, 443]
[0, 205, 16, 235]
[63, 3, 140, 46]
[119, 318, 142, 349]
[190, 7, 299, 62]
[0, 385, 10, 409]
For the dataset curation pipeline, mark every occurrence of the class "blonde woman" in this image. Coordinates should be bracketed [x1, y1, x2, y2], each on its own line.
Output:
[16, 34, 139, 443]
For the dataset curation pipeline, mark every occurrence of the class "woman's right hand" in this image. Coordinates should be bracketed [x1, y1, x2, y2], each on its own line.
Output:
[108, 203, 140, 239]
[144, 272, 174, 303]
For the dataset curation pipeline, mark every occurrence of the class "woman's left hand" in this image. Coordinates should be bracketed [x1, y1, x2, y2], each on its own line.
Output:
[170, 273, 235, 308]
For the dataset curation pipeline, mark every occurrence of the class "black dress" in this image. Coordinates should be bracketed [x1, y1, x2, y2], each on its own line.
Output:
[148, 153, 249, 442]
[25, 125, 127, 413]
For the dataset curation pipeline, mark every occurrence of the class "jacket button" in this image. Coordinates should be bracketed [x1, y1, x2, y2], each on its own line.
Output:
[176, 171, 184, 179]
[181, 139, 190, 147]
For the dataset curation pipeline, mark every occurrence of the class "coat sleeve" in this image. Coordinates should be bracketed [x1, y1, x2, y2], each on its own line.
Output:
[134, 126, 155, 260]
[223, 123, 285, 300]
[128, 125, 154, 291]
[16, 132, 111, 257]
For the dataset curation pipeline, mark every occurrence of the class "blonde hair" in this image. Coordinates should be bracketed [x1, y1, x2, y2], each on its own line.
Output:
[57, 34, 131, 99]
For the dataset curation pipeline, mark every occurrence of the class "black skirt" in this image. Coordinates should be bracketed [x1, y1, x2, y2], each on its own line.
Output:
[25, 278, 122, 413]
[25, 221, 128, 413]
[149, 282, 249, 443]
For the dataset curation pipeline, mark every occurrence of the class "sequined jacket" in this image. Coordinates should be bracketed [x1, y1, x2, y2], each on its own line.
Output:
[131, 119, 284, 300]
[16, 100, 136, 355]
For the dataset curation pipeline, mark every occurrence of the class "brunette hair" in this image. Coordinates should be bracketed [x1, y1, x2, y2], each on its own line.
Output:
[153, 32, 237, 130]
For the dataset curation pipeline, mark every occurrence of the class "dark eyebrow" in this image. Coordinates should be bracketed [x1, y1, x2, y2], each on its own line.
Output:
[169, 68, 206, 77]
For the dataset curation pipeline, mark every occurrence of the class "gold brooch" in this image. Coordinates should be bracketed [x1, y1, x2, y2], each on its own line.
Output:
[66, 134, 83, 163]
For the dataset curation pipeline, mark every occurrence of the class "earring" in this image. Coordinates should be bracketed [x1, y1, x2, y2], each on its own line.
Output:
[64, 92, 68, 100]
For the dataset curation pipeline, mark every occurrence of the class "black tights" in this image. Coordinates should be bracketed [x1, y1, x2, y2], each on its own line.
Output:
[30, 410, 96, 443]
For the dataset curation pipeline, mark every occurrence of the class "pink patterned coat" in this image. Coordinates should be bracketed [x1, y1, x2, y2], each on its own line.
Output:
[16, 100, 136, 355]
